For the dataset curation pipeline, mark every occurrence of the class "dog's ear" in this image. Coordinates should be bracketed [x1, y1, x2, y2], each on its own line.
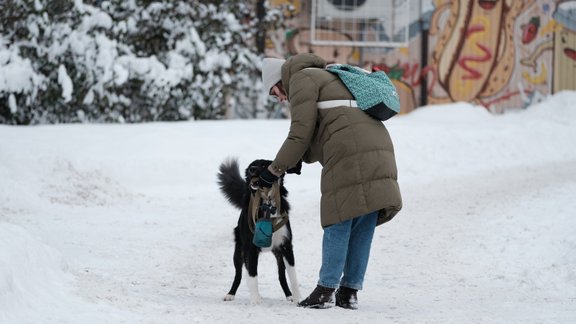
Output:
[262, 159, 273, 167]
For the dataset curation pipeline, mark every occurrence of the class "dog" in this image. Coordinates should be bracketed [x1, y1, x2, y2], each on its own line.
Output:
[218, 158, 301, 304]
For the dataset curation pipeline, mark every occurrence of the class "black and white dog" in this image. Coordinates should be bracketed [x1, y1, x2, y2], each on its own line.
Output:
[218, 158, 301, 304]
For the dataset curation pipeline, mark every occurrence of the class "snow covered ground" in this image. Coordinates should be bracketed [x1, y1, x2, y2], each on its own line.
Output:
[1, 92, 575, 324]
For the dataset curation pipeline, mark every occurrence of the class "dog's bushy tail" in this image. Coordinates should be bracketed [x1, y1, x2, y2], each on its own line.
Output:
[217, 158, 246, 210]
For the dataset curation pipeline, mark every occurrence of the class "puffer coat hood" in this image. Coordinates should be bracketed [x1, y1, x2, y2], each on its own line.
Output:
[280, 54, 326, 96]
[270, 53, 402, 227]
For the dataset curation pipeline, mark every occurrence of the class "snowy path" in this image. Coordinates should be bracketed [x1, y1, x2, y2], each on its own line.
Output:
[1, 93, 576, 323]
[383, 161, 576, 322]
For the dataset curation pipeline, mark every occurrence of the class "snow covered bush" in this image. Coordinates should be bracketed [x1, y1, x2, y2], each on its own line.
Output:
[0, 0, 290, 124]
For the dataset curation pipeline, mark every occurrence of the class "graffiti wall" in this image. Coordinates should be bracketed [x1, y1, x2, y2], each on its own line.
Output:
[266, 0, 576, 113]
[427, 0, 576, 111]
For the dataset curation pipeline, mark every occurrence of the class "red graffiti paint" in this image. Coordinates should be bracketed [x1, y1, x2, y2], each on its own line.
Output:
[564, 48, 576, 61]
[465, 24, 485, 37]
[371, 62, 437, 93]
[421, 65, 437, 92]
[457, 24, 492, 80]
[478, 0, 497, 10]
[458, 43, 492, 80]
[482, 89, 531, 107]
[521, 17, 540, 44]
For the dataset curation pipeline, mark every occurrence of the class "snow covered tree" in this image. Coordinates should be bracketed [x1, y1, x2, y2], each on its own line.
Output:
[0, 0, 292, 124]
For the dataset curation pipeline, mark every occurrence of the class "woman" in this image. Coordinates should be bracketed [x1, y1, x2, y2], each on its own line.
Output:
[258, 53, 402, 309]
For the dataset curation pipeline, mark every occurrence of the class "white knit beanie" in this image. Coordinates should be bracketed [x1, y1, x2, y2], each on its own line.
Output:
[262, 58, 286, 94]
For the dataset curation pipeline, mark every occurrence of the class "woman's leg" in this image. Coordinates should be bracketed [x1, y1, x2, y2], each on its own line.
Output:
[340, 211, 378, 290]
[298, 220, 352, 308]
[317, 219, 352, 289]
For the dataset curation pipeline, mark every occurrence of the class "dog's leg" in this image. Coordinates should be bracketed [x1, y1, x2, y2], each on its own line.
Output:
[246, 248, 262, 304]
[284, 261, 301, 303]
[224, 237, 243, 301]
[283, 244, 302, 303]
[273, 250, 292, 300]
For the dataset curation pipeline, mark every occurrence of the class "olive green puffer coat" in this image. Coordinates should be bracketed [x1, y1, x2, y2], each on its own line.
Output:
[269, 53, 402, 227]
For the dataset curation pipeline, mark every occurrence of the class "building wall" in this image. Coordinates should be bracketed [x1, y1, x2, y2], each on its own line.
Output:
[266, 0, 576, 114]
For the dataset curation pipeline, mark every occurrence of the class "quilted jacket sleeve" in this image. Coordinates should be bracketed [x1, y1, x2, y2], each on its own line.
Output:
[269, 71, 319, 174]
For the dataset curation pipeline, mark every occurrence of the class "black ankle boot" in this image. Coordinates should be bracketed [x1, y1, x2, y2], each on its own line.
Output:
[297, 285, 335, 309]
[335, 286, 358, 309]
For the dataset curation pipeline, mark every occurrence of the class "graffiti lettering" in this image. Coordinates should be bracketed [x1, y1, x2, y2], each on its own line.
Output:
[373, 62, 437, 93]
[457, 43, 492, 80]
[457, 25, 493, 80]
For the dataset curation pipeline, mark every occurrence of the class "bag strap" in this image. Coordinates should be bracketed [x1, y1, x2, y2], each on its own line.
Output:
[248, 182, 288, 234]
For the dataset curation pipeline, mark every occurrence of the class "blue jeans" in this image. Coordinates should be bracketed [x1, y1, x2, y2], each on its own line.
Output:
[318, 211, 378, 290]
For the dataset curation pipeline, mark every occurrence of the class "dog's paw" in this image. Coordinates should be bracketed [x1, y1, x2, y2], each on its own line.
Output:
[286, 294, 301, 303]
[223, 294, 235, 301]
[250, 294, 262, 305]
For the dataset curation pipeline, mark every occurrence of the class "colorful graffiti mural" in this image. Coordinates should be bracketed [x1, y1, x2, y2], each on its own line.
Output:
[265, 0, 575, 113]
[430, 0, 532, 105]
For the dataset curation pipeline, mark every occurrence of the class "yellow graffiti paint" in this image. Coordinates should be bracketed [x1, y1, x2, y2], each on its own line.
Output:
[269, 0, 301, 16]
[522, 63, 548, 85]
[351, 49, 361, 63]
[434, 0, 448, 7]
[454, 15, 492, 97]
[540, 19, 559, 36]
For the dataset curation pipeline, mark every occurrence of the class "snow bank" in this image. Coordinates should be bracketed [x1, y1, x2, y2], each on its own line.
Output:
[0, 221, 135, 323]
[0, 223, 69, 322]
